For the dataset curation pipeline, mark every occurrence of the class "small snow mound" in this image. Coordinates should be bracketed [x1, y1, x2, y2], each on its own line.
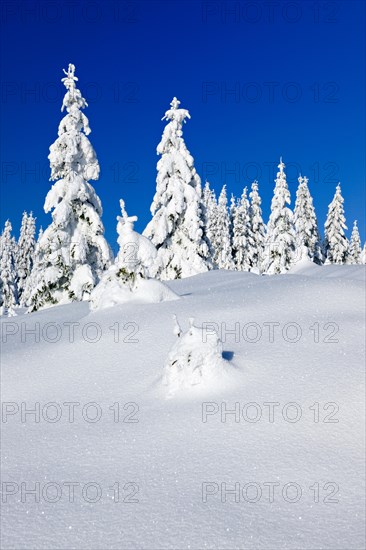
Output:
[288, 255, 320, 275]
[163, 316, 232, 397]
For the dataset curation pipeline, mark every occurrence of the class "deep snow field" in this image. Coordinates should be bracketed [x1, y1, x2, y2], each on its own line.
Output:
[1, 263, 365, 549]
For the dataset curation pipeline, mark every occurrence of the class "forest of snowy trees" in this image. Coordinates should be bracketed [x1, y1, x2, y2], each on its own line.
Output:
[0, 64, 365, 315]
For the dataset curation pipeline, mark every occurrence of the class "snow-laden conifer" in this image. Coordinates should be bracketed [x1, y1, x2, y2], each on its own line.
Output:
[231, 188, 253, 271]
[143, 97, 209, 279]
[229, 193, 236, 256]
[22, 227, 43, 307]
[293, 176, 322, 264]
[28, 64, 112, 311]
[323, 184, 348, 264]
[213, 185, 234, 269]
[0, 220, 18, 315]
[347, 220, 362, 264]
[16, 212, 36, 304]
[361, 243, 366, 265]
[248, 180, 265, 271]
[202, 180, 217, 263]
[262, 158, 296, 274]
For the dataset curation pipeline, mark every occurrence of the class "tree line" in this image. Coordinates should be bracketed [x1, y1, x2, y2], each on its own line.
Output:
[0, 64, 364, 315]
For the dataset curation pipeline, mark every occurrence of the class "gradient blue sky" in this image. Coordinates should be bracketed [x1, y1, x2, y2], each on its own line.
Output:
[1, 0, 365, 252]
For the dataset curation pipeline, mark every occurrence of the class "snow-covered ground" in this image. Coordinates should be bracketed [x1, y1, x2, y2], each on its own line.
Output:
[1, 265, 365, 549]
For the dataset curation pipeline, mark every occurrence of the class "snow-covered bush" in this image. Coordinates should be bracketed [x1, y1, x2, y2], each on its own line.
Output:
[90, 200, 178, 310]
[162, 316, 230, 396]
[28, 64, 112, 311]
[143, 97, 210, 279]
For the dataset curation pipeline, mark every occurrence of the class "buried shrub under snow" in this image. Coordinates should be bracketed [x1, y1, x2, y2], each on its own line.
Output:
[90, 200, 178, 310]
[162, 315, 231, 395]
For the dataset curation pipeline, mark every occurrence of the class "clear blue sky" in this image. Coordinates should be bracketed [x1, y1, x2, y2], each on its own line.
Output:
[1, 0, 365, 252]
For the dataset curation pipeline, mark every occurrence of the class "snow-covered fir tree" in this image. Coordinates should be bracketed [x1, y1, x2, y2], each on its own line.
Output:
[212, 185, 234, 269]
[231, 187, 253, 271]
[0, 220, 18, 315]
[262, 158, 296, 274]
[22, 227, 44, 307]
[202, 180, 217, 263]
[248, 180, 265, 272]
[16, 212, 36, 304]
[143, 97, 210, 280]
[293, 176, 323, 264]
[229, 193, 236, 248]
[347, 220, 362, 264]
[28, 64, 112, 311]
[37, 227, 44, 242]
[323, 183, 348, 264]
[361, 242, 366, 265]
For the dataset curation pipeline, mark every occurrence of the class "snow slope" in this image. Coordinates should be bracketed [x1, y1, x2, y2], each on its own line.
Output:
[1, 266, 365, 549]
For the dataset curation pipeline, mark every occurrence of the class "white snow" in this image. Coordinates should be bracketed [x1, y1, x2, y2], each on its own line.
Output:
[162, 316, 237, 397]
[1, 266, 365, 549]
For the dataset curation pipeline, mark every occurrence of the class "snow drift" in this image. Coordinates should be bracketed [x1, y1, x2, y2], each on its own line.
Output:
[1, 266, 365, 549]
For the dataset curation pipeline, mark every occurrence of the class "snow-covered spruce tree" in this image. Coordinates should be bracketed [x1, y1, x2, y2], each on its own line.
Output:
[212, 185, 234, 269]
[347, 220, 362, 264]
[16, 211, 36, 304]
[262, 158, 296, 274]
[0, 220, 18, 315]
[143, 97, 210, 280]
[361, 243, 366, 265]
[293, 176, 323, 264]
[202, 180, 217, 264]
[37, 227, 43, 242]
[229, 193, 237, 254]
[21, 226, 44, 307]
[28, 64, 112, 311]
[323, 183, 348, 264]
[248, 180, 265, 272]
[231, 188, 254, 271]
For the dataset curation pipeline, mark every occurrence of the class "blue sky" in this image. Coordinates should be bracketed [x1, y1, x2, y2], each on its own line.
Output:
[1, 0, 365, 251]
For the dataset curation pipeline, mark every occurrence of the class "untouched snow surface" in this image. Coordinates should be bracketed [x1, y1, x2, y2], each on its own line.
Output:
[1, 266, 365, 549]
